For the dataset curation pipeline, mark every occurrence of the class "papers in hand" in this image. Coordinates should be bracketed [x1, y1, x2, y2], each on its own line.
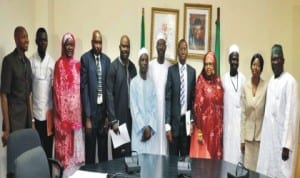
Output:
[186, 110, 191, 136]
[69, 170, 107, 178]
[109, 123, 131, 149]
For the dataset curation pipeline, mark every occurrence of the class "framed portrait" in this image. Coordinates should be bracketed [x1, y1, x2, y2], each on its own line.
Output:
[150, 7, 179, 61]
[184, 3, 212, 59]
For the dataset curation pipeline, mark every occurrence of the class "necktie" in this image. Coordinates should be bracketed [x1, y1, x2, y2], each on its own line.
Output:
[96, 56, 102, 101]
[180, 65, 185, 108]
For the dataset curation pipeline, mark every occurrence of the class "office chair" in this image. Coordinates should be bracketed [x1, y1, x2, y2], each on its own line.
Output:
[7, 128, 41, 178]
[15, 146, 51, 178]
[7, 128, 64, 178]
[15, 146, 63, 178]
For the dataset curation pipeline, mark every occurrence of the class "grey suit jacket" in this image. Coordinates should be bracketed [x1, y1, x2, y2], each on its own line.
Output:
[165, 63, 196, 137]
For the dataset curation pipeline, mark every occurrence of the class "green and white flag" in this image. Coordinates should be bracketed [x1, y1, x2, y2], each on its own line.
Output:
[141, 8, 145, 48]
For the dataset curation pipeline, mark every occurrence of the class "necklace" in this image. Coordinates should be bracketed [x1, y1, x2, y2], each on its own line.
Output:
[230, 73, 238, 92]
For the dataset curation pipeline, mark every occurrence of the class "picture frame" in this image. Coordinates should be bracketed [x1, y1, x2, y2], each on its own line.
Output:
[150, 7, 179, 61]
[184, 3, 212, 59]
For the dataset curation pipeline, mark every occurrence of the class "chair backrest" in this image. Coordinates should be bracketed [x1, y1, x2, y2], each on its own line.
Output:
[7, 128, 41, 176]
[15, 146, 50, 178]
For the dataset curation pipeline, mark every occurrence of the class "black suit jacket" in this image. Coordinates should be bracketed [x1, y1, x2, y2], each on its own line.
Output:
[165, 63, 196, 137]
[80, 50, 111, 127]
[106, 58, 137, 133]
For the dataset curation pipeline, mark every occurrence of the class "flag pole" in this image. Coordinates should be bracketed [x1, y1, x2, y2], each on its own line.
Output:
[215, 7, 221, 76]
[217, 7, 220, 22]
[141, 8, 145, 48]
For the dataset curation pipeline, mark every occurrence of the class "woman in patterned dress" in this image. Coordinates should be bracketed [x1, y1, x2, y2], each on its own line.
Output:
[53, 33, 84, 177]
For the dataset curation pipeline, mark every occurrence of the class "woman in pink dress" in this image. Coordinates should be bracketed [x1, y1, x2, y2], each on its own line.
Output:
[53, 33, 84, 176]
[190, 51, 224, 159]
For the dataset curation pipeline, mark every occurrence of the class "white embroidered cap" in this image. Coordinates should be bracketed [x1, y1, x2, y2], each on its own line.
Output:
[138, 47, 149, 59]
[228, 44, 239, 55]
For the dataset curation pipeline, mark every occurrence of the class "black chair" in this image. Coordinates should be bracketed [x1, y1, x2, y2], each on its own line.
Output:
[7, 128, 63, 178]
[15, 146, 51, 178]
[7, 128, 41, 178]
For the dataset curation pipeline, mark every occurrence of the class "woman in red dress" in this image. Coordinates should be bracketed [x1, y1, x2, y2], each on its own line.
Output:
[190, 51, 224, 159]
[53, 33, 84, 176]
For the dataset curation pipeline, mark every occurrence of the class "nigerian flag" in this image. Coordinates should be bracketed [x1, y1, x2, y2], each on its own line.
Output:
[215, 8, 221, 76]
[141, 8, 145, 48]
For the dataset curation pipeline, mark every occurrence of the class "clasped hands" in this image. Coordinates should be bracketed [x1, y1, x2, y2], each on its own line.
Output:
[282, 147, 289, 161]
[141, 126, 151, 142]
[240, 143, 289, 161]
[197, 129, 203, 143]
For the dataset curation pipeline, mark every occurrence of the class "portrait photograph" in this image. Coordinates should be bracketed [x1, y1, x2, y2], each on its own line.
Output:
[150, 7, 179, 61]
[184, 3, 212, 59]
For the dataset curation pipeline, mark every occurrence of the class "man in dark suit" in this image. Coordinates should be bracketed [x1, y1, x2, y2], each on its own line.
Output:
[107, 35, 137, 159]
[80, 30, 111, 163]
[165, 39, 196, 156]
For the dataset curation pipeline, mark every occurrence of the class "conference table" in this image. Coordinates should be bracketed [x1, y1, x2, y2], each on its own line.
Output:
[80, 154, 269, 178]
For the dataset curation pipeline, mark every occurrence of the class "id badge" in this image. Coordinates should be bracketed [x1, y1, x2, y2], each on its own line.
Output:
[97, 95, 103, 104]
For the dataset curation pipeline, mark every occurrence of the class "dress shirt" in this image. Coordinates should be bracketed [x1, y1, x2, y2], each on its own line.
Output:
[178, 62, 187, 116]
[30, 52, 55, 121]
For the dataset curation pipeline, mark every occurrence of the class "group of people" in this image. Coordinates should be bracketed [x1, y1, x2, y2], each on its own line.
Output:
[0, 26, 299, 178]
[221, 44, 299, 178]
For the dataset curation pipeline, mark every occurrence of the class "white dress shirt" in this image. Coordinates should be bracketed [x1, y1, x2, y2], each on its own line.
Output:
[30, 52, 55, 121]
[178, 62, 187, 116]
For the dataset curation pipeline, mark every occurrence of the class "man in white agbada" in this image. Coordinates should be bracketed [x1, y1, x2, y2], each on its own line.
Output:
[130, 48, 157, 154]
[257, 44, 299, 178]
[222, 44, 246, 164]
[148, 33, 172, 155]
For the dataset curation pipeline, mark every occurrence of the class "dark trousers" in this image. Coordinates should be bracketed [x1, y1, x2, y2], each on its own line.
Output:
[112, 142, 131, 159]
[85, 104, 108, 164]
[85, 128, 108, 164]
[169, 116, 190, 157]
[34, 118, 53, 176]
[112, 109, 132, 159]
[34, 118, 53, 158]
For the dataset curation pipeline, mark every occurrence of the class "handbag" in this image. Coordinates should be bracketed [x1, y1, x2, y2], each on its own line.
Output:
[227, 162, 249, 178]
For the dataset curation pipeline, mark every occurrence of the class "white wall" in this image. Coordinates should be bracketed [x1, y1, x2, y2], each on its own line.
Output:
[1, 0, 299, 79]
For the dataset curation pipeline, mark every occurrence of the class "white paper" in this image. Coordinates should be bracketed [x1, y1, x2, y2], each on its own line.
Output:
[69, 170, 107, 178]
[186, 110, 191, 136]
[109, 123, 131, 149]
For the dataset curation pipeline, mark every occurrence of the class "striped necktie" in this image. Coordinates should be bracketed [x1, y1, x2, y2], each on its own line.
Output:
[180, 65, 185, 108]
[96, 56, 102, 100]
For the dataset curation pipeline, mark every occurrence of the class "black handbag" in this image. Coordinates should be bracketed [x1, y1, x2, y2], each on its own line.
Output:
[227, 162, 249, 178]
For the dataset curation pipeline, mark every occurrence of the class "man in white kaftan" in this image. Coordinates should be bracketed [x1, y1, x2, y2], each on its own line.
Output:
[257, 44, 299, 178]
[130, 48, 157, 155]
[222, 44, 246, 164]
[148, 33, 171, 155]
